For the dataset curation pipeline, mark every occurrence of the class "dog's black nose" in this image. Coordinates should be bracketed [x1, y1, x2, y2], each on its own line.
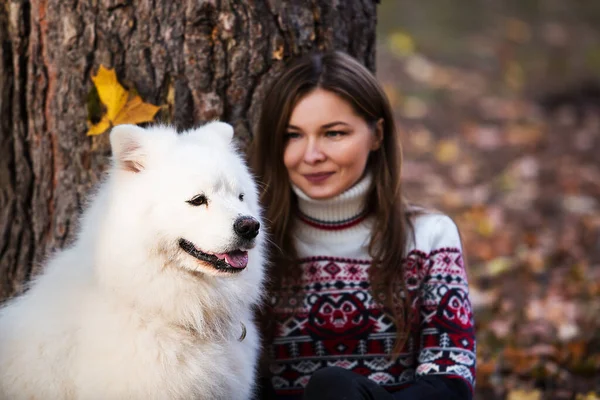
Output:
[234, 216, 260, 240]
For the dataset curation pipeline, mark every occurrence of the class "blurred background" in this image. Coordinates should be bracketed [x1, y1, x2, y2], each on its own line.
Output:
[375, 1, 600, 399]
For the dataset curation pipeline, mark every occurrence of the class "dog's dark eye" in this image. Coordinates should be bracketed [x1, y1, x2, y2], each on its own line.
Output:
[239, 193, 244, 201]
[187, 194, 208, 207]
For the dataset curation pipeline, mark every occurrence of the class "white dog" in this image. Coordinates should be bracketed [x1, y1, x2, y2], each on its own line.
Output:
[0, 122, 266, 400]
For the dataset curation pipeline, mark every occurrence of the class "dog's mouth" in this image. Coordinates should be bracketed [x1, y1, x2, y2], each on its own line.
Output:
[178, 238, 248, 273]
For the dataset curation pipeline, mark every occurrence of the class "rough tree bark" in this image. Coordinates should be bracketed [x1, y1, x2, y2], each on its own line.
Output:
[0, 0, 377, 301]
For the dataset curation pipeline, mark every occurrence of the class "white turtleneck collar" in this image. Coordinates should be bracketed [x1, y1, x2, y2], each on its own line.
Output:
[291, 173, 372, 229]
[290, 173, 373, 257]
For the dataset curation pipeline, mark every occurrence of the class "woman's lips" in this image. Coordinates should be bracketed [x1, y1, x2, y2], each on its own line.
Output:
[303, 172, 335, 183]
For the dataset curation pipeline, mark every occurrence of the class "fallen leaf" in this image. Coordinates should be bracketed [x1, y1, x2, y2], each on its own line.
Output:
[563, 195, 598, 214]
[402, 96, 428, 119]
[506, 124, 543, 146]
[473, 126, 503, 150]
[405, 55, 434, 83]
[87, 65, 160, 136]
[488, 318, 512, 338]
[557, 323, 580, 342]
[388, 31, 415, 57]
[451, 162, 476, 185]
[576, 392, 600, 400]
[86, 117, 112, 137]
[486, 257, 513, 277]
[435, 139, 460, 164]
[441, 189, 465, 209]
[507, 388, 542, 400]
[113, 95, 161, 126]
[409, 126, 433, 153]
[91, 65, 129, 123]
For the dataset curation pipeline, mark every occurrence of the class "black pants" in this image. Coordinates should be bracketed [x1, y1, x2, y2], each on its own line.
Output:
[301, 366, 471, 400]
[303, 367, 396, 400]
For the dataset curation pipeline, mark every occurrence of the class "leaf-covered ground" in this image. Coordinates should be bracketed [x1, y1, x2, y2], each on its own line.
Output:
[376, 1, 600, 399]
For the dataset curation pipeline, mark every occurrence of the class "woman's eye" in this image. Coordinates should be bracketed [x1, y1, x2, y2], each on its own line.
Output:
[284, 132, 301, 140]
[187, 194, 208, 207]
[325, 130, 346, 138]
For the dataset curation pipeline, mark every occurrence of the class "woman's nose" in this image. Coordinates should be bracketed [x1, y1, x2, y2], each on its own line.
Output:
[303, 139, 326, 164]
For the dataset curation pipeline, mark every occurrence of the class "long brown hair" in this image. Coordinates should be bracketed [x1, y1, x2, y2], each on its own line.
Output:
[250, 51, 415, 356]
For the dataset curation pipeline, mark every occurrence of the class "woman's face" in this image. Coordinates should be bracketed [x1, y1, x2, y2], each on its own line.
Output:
[283, 88, 381, 200]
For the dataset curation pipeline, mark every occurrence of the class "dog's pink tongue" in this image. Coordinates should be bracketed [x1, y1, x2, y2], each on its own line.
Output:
[224, 250, 248, 269]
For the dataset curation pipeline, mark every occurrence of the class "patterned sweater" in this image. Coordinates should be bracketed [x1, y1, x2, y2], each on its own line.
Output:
[268, 174, 476, 398]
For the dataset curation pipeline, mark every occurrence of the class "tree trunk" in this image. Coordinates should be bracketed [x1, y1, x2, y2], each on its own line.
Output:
[0, 0, 377, 301]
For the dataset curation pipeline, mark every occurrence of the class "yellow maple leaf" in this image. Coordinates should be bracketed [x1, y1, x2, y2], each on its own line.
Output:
[87, 65, 160, 136]
[113, 95, 161, 126]
[87, 117, 112, 136]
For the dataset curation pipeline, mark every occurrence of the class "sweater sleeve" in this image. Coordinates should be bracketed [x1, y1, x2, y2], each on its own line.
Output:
[409, 215, 476, 397]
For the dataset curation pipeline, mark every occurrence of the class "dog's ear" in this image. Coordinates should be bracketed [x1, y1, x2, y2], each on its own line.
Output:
[182, 121, 234, 147]
[109, 124, 148, 173]
[203, 121, 234, 143]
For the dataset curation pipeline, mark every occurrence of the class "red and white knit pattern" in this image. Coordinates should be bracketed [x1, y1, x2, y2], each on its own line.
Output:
[269, 248, 475, 395]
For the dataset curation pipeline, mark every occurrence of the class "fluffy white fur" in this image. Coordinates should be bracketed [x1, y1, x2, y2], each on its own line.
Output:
[0, 122, 266, 400]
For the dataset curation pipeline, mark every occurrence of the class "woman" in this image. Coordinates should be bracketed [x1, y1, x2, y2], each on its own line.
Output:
[250, 51, 475, 400]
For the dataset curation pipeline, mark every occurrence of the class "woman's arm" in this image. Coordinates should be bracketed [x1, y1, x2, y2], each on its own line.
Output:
[398, 215, 476, 399]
